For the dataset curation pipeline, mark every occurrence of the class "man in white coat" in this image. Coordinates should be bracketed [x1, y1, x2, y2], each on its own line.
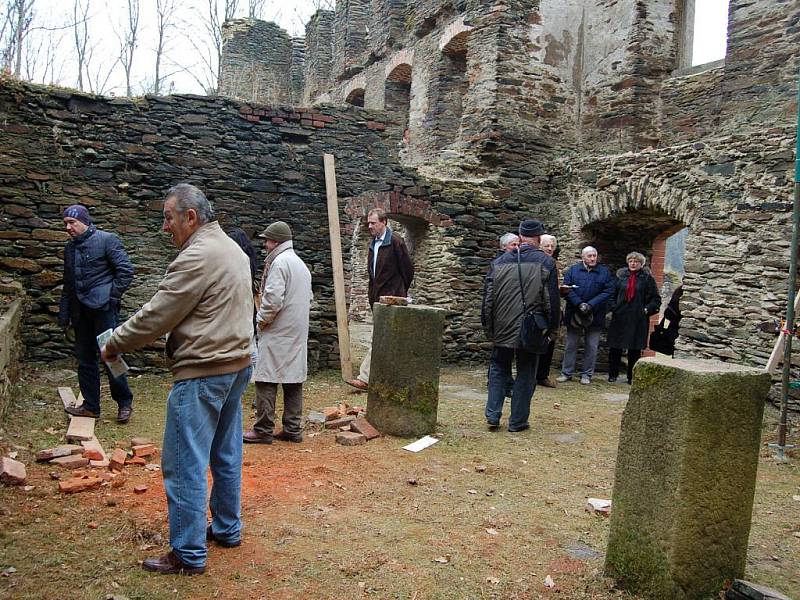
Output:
[243, 221, 312, 444]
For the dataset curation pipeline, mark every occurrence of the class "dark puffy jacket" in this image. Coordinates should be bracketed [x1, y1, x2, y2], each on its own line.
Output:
[58, 226, 134, 326]
[607, 267, 661, 350]
[481, 245, 560, 348]
[367, 228, 414, 307]
[563, 262, 615, 329]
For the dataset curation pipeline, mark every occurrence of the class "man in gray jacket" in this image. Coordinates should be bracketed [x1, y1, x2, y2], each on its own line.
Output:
[481, 219, 560, 432]
[102, 184, 253, 575]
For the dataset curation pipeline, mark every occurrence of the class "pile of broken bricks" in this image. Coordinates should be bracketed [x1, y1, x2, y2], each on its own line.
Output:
[307, 403, 381, 446]
[0, 385, 159, 495]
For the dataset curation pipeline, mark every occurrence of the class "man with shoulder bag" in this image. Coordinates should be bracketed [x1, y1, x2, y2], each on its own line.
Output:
[481, 219, 560, 432]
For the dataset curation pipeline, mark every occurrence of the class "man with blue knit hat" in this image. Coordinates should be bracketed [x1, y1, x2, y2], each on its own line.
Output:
[58, 204, 135, 423]
[481, 219, 560, 432]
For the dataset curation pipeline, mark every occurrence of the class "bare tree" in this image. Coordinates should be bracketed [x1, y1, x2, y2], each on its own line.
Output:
[0, 0, 36, 76]
[115, 0, 140, 96]
[72, 0, 90, 90]
[85, 42, 118, 95]
[248, 0, 266, 19]
[153, 0, 179, 95]
[184, 0, 239, 93]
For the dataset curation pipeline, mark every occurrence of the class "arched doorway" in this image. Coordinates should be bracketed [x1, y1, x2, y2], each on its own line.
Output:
[345, 88, 365, 107]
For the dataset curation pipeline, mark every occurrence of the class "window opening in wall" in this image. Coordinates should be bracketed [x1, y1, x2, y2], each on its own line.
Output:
[685, 0, 729, 67]
[434, 31, 469, 152]
[384, 63, 412, 148]
[345, 88, 365, 107]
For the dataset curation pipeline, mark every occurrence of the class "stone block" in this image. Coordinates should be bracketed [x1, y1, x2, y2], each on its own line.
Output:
[350, 417, 381, 440]
[109, 448, 128, 471]
[367, 305, 446, 437]
[36, 445, 83, 462]
[325, 416, 355, 429]
[0, 457, 26, 484]
[336, 431, 366, 446]
[605, 357, 771, 600]
[130, 437, 152, 447]
[725, 579, 793, 600]
[58, 476, 102, 494]
[49, 455, 90, 469]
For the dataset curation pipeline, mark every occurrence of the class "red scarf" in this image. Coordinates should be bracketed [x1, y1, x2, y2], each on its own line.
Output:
[625, 270, 638, 302]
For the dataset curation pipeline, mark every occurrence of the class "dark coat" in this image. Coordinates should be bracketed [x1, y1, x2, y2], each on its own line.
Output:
[607, 267, 661, 350]
[563, 262, 615, 329]
[481, 245, 560, 348]
[58, 226, 134, 327]
[367, 228, 414, 307]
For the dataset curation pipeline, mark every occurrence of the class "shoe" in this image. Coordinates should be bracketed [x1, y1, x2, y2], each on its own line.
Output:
[65, 405, 99, 418]
[274, 430, 303, 443]
[206, 525, 241, 548]
[487, 420, 500, 429]
[580, 376, 591, 385]
[346, 379, 368, 391]
[556, 374, 571, 383]
[142, 550, 205, 575]
[508, 423, 530, 433]
[117, 406, 133, 424]
[243, 430, 273, 444]
[608, 376, 617, 383]
[538, 378, 557, 389]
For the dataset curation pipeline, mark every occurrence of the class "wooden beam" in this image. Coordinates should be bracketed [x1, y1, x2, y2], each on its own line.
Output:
[66, 416, 95, 442]
[58, 387, 77, 409]
[323, 153, 353, 382]
[765, 291, 800, 374]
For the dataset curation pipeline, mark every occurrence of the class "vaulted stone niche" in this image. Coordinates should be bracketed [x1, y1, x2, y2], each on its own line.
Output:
[431, 28, 470, 153]
[345, 88, 365, 107]
[384, 62, 413, 148]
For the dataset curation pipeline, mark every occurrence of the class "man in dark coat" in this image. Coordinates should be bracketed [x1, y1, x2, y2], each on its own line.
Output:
[557, 246, 615, 385]
[481, 219, 560, 432]
[346, 207, 414, 390]
[58, 204, 135, 423]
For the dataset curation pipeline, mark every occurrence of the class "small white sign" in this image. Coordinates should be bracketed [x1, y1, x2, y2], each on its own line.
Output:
[402, 435, 439, 453]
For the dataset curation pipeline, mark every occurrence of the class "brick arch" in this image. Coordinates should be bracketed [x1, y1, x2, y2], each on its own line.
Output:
[572, 175, 698, 229]
[384, 49, 414, 81]
[342, 74, 367, 104]
[439, 17, 473, 54]
[342, 191, 452, 230]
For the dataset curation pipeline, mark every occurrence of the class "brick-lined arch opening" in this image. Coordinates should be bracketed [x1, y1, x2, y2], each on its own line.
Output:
[433, 30, 470, 152]
[582, 209, 688, 361]
[384, 63, 412, 149]
[343, 192, 453, 321]
[345, 88, 365, 107]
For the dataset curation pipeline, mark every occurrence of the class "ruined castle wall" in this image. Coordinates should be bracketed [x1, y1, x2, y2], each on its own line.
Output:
[219, 19, 302, 105]
[303, 10, 335, 105]
[368, 0, 408, 58]
[659, 64, 725, 145]
[332, 0, 370, 81]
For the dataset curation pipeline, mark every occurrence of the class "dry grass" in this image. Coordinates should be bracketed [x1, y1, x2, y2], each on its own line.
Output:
[0, 364, 797, 599]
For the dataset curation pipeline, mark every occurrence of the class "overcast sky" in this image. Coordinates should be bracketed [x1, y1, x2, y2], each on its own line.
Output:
[20, 0, 729, 97]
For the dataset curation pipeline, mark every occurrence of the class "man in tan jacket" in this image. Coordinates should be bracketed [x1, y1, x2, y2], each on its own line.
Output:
[101, 183, 253, 575]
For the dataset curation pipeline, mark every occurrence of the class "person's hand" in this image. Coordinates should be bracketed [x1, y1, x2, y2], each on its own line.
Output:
[100, 345, 119, 363]
[578, 303, 592, 315]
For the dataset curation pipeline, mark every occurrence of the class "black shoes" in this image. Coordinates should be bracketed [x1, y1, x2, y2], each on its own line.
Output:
[65, 405, 99, 418]
[142, 550, 205, 575]
[206, 525, 241, 548]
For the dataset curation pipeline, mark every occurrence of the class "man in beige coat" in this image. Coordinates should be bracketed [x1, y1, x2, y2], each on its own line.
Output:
[101, 183, 253, 575]
[244, 221, 312, 444]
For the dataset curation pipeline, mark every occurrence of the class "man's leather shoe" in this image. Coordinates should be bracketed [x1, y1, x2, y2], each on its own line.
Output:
[142, 550, 205, 575]
[117, 406, 133, 424]
[65, 406, 99, 418]
[345, 379, 368, 391]
[206, 525, 241, 548]
[538, 378, 557, 389]
[243, 430, 272, 444]
[274, 430, 303, 443]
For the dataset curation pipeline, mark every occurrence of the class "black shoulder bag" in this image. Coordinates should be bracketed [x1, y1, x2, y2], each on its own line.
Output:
[516, 250, 550, 354]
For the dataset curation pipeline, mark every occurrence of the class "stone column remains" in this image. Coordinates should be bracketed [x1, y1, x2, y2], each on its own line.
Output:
[605, 356, 771, 600]
[367, 303, 446, 436]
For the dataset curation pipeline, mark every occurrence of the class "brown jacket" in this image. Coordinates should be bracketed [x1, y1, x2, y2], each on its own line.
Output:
[367, 228, 414, 307]
[106, 221, 253, 381]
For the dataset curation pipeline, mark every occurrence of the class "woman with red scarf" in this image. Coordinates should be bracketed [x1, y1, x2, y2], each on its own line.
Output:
[607, 252, 661, 383]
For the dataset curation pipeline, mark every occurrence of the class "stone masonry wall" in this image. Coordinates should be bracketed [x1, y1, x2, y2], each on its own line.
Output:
[303, 10, 335, 105]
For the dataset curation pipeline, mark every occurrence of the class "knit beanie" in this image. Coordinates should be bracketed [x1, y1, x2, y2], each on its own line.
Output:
[63, 204, 92, 226]
[519, 219, 544, 237]
[260, 221, 292, 242]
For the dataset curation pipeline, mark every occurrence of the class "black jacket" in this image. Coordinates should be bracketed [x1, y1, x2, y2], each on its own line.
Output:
[481, 245, 560, 348]
[367, 228, 414, 307]
[607, 267, 661, 350]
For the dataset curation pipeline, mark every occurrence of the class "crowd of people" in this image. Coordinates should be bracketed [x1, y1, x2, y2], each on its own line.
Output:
[481, 220, 675, 433]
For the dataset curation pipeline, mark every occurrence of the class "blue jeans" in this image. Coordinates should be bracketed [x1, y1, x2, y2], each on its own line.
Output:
[74, 303, 133, 415]
[162, 367, 251, 567]
[486, 346, 539, 431]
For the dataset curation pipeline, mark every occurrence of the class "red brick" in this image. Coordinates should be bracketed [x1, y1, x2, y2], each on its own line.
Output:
[0, 457, 26, 485]
[271, 117, 285, 124]
[109, 448, 128, 471]
[325, 416, 356, 429]
[59, 477, 102, 494]
[350, 417, 381, 440]
[50, 455, 90, 469]
[130, 437, 152, 447]
[312, 121, 325, 128]
[125, 456, 147, 466]
[322, 406, 342, 421]
[36, 445, 83, 462]
[336, 431, 366, 446]
[133, 484, 148, 494]
[132, 443, 156, 458]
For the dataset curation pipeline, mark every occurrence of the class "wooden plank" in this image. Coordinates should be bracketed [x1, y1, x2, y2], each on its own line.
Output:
[66, 416, 95, 442]
[58, 387, 77, 409]
[323, 153, 353, 382]
[76, 392, 84, 407]
[765, 292, 800, 374]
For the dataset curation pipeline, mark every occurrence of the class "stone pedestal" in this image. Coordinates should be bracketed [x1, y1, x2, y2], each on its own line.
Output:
[605, 356, 771, 600]
[367, 304, 446, 437]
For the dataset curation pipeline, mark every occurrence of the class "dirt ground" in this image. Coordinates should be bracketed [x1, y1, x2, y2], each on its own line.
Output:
[0, 363, 798, 600]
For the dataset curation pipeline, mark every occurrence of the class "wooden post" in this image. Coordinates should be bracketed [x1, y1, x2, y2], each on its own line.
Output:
[323, 153, 353, 381]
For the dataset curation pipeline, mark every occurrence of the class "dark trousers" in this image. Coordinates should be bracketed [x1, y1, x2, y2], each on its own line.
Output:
[253, 382, 303, 438]
[536, 338, 556, 382]
[608, 348, 643, 382]
[74, 303, 133, 415]
[486, 346, 539, 431]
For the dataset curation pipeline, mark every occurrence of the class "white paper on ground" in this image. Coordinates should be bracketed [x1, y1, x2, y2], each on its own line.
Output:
[96, 328, 130, 379]
[402, 435, 439, 452]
